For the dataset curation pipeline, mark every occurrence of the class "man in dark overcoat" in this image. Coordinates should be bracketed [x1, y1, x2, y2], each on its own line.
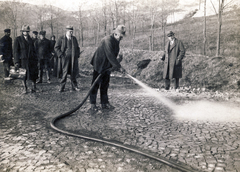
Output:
[35, 30, 51, 83]
[161, 31, 185, 91]
[54, 26, 80, 92]
[14, 25, 38, 93]
[0, 29, 13, 80]
[32, 31, 38, 43]
[90, 25, 126, 111]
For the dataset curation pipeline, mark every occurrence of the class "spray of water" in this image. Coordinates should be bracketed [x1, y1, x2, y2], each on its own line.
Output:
[127, 74, 175, 109]
[175, 101, 240, 122]
[127, 74, 240, 123]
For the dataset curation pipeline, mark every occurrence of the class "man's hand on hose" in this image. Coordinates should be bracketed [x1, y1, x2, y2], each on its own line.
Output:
[15, 63, 20, 70]
[0, 55, 4, 62]
[119, 67, 126, 74]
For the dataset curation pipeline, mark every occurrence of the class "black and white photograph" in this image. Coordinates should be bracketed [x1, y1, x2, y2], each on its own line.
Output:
[1, 0, 240, 171]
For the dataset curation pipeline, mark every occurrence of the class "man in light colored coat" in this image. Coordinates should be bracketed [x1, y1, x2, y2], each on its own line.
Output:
[54, 26, 80, 92]
[161, 31, 185, 91]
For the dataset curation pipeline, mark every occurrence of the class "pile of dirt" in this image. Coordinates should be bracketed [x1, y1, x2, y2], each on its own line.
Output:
[79, 47, 240, 99]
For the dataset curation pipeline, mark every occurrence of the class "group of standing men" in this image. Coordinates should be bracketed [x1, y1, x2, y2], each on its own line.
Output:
[0, 23, 185, 110]
[0, 25, 81, 94]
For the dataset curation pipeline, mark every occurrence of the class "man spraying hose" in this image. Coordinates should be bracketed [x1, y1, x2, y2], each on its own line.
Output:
[90, 25, 126, 111]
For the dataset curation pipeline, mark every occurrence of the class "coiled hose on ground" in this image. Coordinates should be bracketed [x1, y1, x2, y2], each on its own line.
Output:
[50, 71, 200, 172]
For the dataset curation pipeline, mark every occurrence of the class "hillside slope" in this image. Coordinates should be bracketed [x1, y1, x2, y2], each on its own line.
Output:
[79, 47, 240, 93]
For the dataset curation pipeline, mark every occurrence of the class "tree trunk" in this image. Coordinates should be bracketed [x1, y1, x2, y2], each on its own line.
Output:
[151, 26, 154, 51]
[96, 23, 100, 45]
[149, 36, 152, 51]
[216, 0, 224, 56]
[203, 0, 206, 55]
[80, 25, 84, 47]
[132, 24, 136, 52]
[163, 22, 166, 49]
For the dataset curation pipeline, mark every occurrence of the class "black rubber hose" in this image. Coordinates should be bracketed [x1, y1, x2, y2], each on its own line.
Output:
[50, 71, 201, 172]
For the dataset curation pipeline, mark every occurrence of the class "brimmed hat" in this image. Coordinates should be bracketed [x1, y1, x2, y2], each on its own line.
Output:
[66, 25, 73, 30]
[4, 29, 11, 33]
[167, 31, 174, 37]
[114, 25, 126, 36]
[21, 25, 30, 32]
[39, 30, 46, 35]
[32, 31, 38, 35]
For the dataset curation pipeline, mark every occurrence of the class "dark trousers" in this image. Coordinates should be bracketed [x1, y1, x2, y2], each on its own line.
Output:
[90, 70, 110, 104]
[53, 56, 58, 77]
[3, 62, 10, 77]
[165, 78, 179, 90]
[60, 54, 77, 89]
[165, 64, 179, 90]
[38, 59, 50, 80]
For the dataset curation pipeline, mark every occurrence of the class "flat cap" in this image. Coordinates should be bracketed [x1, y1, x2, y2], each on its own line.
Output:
[32, 31, 38, 34]
[4, 29, 11, 33]
[39, 30, 46, 35]
[66, 25, 73, 30]
[167, 31, 175, 37]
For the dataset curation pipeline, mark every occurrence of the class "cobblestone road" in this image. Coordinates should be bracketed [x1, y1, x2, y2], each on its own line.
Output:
[1, 71, 240, 172]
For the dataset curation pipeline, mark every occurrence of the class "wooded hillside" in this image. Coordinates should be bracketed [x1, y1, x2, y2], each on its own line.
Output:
[0, 0, 239, 57]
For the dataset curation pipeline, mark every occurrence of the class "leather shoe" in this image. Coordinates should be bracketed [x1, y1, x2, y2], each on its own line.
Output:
[59, 88, 64, 92]
[90, 104, 98, 111]
[101, 103, 115, 110]
[23, 89, 28, 94]
[72, 87, 80, 91]
[36, 80, 42, 84]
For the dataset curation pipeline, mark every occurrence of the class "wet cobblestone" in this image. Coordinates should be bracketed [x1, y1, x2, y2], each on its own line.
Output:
[1, 72, 240, 172]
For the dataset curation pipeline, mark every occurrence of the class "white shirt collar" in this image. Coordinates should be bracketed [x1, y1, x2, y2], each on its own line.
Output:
[66, 34, 71, 40]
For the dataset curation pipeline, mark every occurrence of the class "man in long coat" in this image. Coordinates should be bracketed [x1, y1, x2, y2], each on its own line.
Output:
[90, 25, 126, 111]
[54, 26, 80, 92]
[14, 25, 38, 93]
[161, 31, 185, 91]
[0, 28, 13, 80]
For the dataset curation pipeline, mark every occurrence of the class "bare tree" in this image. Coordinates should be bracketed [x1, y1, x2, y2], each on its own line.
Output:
[35, 5, 47, 30]
[101, 0, 108, 36]
[159, 0, 180, 49]
[126, 0, 143, 51]
[54, 7, 66, 39]
[203, 0, 207, 55]
[47, 5, 55, 35]
[75, 2, 86, 47]
[210, 0, 234, 56]
[143, 0, 179, 51]
[91, 7, 102, 45]
[0, 0, 25, 39]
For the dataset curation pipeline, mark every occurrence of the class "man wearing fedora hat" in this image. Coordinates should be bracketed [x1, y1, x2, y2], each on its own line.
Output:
[54, 25, 81, 92]
[35, 30, 52, 84]
[14, 25, 38, 93]
[0, 28, 14, 80]
[89, 25, 126, 111]
[161, 31, 185, 91]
